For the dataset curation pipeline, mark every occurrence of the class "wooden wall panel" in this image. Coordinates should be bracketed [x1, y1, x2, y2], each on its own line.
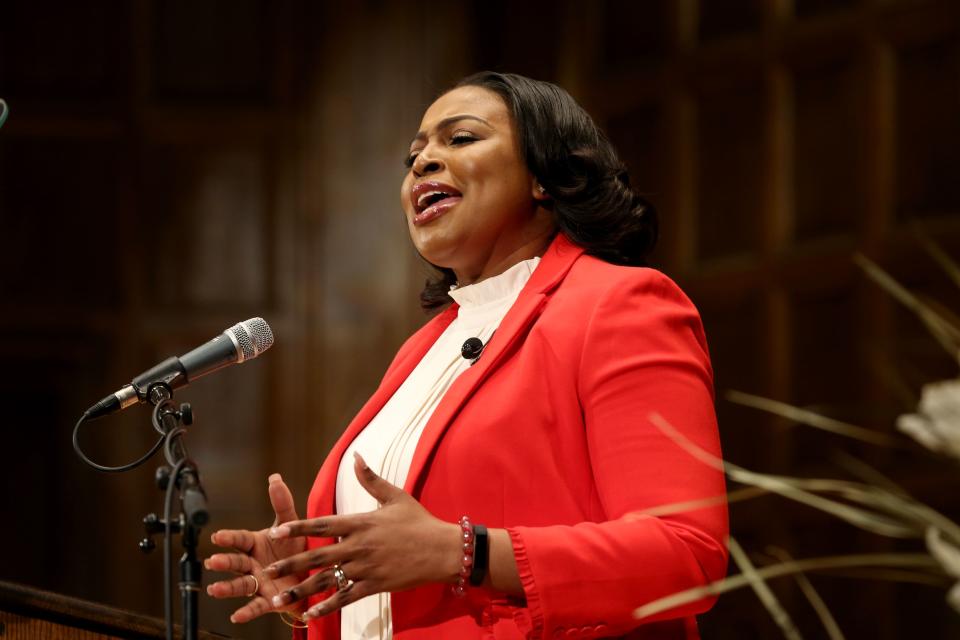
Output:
[698, 0, 764, 42]
[2, 0, 959, 638]
[140, 143, 270, 309]
[794, 0, 859, 19]
[696, 77, 767, 262]
[153, 0, 273, 103]
[792, 55, 864, 242]
[895, 34, 960, 220]
[600, 0, 674, 69]
[0, 1, 130, 104]
[0, 139, 124, 308]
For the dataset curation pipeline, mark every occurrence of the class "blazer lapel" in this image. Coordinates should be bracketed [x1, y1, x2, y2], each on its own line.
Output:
[403, 233, 585, 495]
[308, 307, 458, 518]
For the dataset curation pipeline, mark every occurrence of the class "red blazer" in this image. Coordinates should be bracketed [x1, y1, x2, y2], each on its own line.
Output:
[304, 233, 728, 639]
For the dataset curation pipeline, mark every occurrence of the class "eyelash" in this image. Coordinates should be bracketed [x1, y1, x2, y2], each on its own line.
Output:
[404, 132, 478, 168]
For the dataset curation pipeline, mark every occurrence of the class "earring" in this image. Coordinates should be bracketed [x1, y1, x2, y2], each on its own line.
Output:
[537, 185, 546, 195]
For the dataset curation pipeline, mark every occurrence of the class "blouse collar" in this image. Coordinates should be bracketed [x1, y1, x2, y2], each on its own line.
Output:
[448, 257, 541, 327]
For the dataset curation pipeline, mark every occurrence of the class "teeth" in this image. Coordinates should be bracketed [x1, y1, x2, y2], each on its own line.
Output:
[418, 190, 444, 208]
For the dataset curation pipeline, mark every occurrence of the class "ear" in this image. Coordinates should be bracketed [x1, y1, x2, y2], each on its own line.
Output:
[532, 180, 550, 202]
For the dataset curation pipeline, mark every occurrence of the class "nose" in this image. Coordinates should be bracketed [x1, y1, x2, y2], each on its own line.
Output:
[412, 149, 443, 177]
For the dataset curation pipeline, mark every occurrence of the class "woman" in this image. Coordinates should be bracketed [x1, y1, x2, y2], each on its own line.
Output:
[206, 72, 728, 639]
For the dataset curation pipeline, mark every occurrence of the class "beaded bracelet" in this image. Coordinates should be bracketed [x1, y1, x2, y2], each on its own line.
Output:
[452, 515, 475, 596]
[452, 516, 491, 595]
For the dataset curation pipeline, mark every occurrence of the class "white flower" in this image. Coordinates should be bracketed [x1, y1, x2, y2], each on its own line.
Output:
[896, 378, 960, 460]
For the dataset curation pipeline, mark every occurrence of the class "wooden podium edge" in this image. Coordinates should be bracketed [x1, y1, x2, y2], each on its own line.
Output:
[0, 580, 235, 639]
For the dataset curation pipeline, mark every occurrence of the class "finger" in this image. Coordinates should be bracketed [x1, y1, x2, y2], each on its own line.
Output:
[262, 544, 345, 580]
[267, 473, 299, 525]
[230, 595, 274, 624]
[353, 452, 403, 504]
[210, 529, 256, 554]
[303, 580, 369, 621]
[270, 566, 338, 608]
[206, 574, 260, 599]
[268, 513, 363, 541]
[204, 552, 255, 574]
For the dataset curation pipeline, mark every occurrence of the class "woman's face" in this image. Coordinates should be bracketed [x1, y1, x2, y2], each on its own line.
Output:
[401, 85, 552, 285]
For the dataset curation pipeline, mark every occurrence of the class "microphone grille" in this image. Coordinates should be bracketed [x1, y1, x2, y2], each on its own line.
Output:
[229, 318, 275, 360]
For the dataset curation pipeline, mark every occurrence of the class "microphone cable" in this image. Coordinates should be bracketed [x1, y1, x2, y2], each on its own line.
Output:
[72, 412, 167, 473]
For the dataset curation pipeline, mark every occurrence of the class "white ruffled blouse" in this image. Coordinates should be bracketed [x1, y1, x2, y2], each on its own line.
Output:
[334, 256, 541, 640]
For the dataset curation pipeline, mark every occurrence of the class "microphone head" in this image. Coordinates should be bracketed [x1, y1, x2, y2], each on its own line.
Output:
[461, 337, 484, 360]
[229, 318, 274, 361]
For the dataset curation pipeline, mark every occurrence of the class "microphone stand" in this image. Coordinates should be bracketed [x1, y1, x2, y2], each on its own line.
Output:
[138, 383, 209, 640]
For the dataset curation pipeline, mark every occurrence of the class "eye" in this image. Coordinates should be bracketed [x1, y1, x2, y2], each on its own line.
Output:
[450, 131, 477, 146]
[403, 150, 420, 168]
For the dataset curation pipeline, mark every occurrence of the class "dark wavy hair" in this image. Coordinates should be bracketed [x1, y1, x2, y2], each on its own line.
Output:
[419, 71, 659, 311]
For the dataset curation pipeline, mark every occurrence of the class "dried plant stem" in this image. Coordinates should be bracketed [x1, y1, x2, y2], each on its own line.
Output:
[648, 412, 960, 544]
[639, 486, 765, 518]
[728, 537, 803, 640]
[830, 450, 909, 497]
[823, 567, 952, 588]
[768, 547, 845, 640]
[648, 413, 924, 538]
[854, 253, 960, 361]
[914, 227, 960, 291]
[725, 390, 896, 447]
[633, 553, 939, 620]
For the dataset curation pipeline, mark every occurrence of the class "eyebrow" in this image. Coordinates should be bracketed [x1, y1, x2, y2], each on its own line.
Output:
[411, 114, 492, 144]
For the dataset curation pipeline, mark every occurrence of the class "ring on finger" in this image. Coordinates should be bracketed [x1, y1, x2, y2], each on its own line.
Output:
[245, 574, 260, 598]
[333, 565, 352, 591]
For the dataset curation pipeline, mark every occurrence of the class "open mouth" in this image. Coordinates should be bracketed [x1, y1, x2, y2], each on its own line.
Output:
[416, 190, 460, 212]
[411, 181, 463, 224]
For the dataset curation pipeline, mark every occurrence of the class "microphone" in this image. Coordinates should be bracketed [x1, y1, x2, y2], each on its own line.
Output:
[84, 318, 274, 420]
[461, 337, 485, 360]
[461, 331, 494, 364]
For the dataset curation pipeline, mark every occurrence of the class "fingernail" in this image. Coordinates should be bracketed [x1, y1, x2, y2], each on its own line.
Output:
[268, 473, 282, 484]
[271, 594, 286, 607]
[269, 525, 290, 539]
[210, 533, 217, 544]
[229, 614, 237, 623]
[203, 560, 211, 569]
[206, 585, 214, 595]
[353, 452, 369, 469]
[262, 565, 279, 579]
[303, 606, 319, 621]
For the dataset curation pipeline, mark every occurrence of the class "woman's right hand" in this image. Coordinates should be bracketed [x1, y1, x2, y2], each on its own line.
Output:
[205, 473, 308, 623]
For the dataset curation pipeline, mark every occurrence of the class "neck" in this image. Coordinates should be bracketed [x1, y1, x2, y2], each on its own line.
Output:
[454, 223, 556, 287]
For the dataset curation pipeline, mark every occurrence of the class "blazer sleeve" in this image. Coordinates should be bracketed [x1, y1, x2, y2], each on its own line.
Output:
[506, 269, 729, 638]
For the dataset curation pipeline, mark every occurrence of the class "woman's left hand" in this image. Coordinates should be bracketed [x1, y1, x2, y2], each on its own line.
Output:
[263, 452, 463, 620]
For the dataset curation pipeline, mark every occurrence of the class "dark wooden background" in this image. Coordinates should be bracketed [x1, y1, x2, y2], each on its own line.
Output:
[1, 1, 958, 638]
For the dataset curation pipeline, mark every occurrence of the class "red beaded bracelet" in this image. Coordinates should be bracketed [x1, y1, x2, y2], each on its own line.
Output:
[452, 515, 475, 597]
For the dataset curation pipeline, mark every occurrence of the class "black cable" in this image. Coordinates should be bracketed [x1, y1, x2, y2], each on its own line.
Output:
[164, 457, 187, 640]
[164, 426, 188, 467]
[72, 414, 166, 473]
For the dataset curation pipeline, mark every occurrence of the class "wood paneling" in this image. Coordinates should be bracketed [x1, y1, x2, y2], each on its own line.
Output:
[895, 34, 960, 220]
[698, 0, 765, 42]
[2, 0, 959, 638]
[696, 76, 767, 263]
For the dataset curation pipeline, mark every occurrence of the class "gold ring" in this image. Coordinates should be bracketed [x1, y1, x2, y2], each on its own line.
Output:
[245, 574, 260, 598]
[333, 565, 351, 591]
